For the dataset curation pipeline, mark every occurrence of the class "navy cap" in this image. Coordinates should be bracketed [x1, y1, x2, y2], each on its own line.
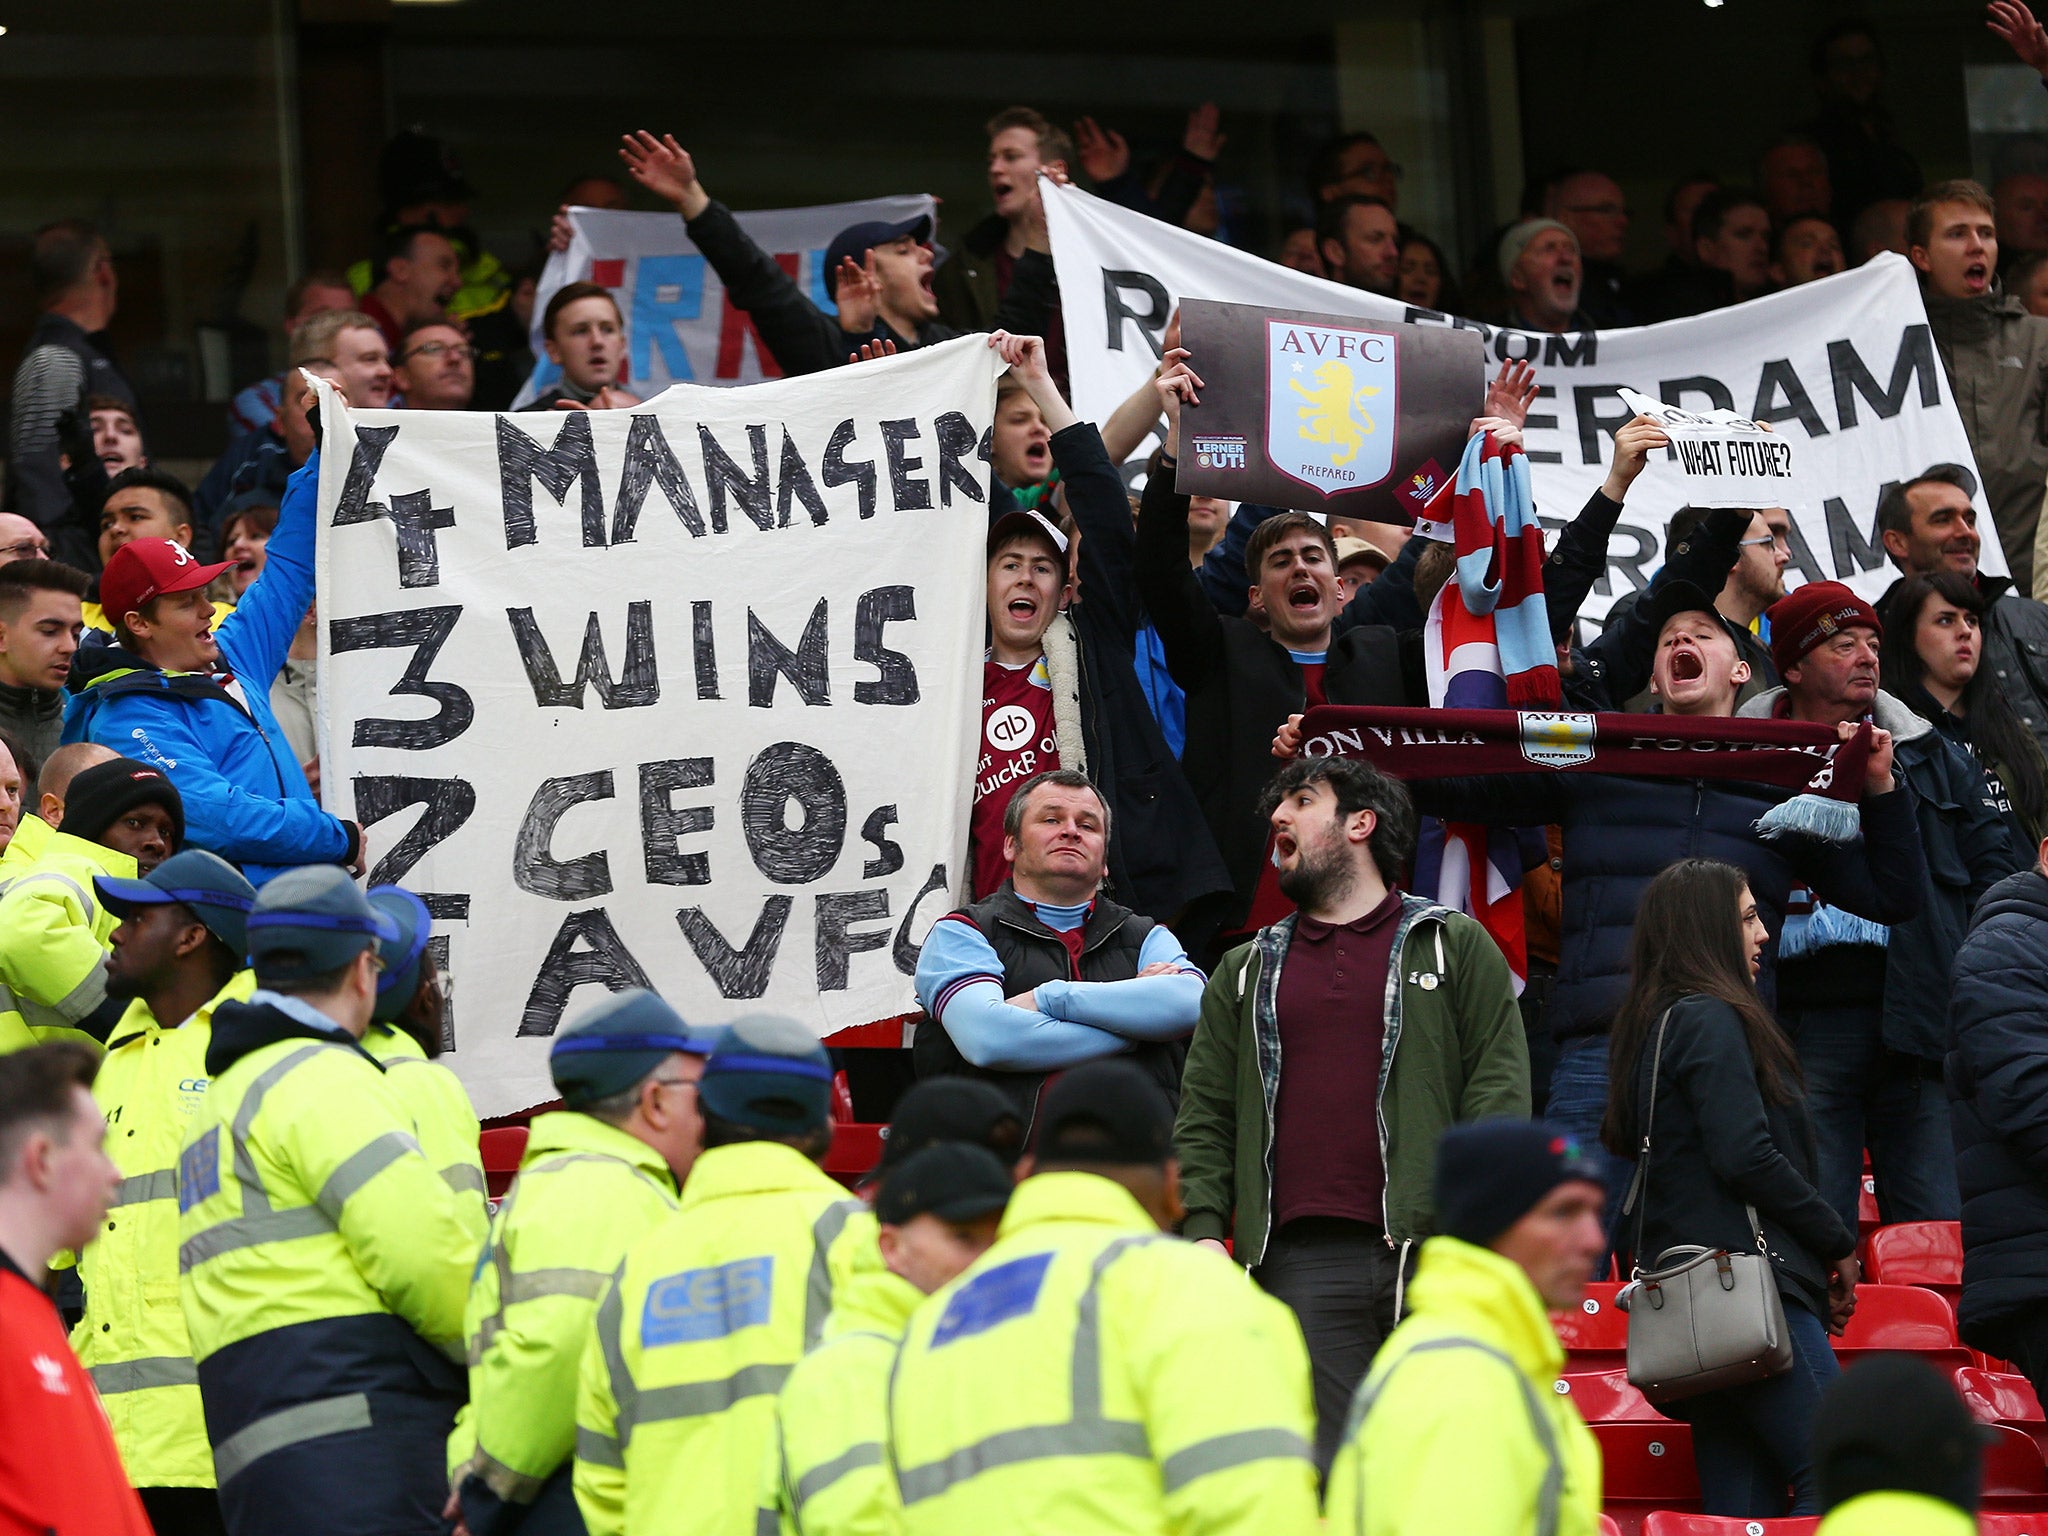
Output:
[550, 989, 716, 1109]
[94, 849, 256, 959]
[368, 886, 433, 1023]
[875, 1079, 1026, 1176]
[245, 866, 399, 985]
[987, 507, 1069, 560]
[1641, 579, 1725, 645]
[875, 1142, 1014, 1226]
[698, 1014, 833, 1135]
[1435, 1119, 1605, 1247]
[824, 215, 934, 284]
[1033, 1060, 1175, 1166]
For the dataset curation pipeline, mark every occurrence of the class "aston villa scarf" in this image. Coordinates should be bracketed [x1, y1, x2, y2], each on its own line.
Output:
[1298, 706, 1876, 843]
[1449, 432, 1559, 708]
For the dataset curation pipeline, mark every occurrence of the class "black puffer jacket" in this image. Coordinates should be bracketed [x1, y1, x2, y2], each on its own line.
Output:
[1615, 994, 1856, 1317]
[1879, 570, 2048, 765]
[1948, 869, 2048, 1344]
[1412, 770, 1925, 1045]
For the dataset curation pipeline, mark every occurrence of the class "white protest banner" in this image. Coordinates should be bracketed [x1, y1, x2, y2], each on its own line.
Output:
[1615, 386, 1798, 509]
[515, 194, 938, 406]
[316, 338, 999, 1116]
[1044, 181, 1998, 620]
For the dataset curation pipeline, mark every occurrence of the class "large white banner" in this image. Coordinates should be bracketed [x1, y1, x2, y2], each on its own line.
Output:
[1045, 183, 1999, 618]
[316, 339, 998, 1114]
[516, 194, 939, 406]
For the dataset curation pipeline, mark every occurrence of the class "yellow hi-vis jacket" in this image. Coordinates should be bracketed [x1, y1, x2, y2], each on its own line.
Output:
[885, 1171, 1319, 1536]
[0, 812, 53, 883]
[362, 1022, 488, 1242]
[759, 1226, 920, 1536]
[449, 1110, 680, 1519]
[1818, 1490, 1977, 1535]
[573, 1140, 867, 1536]
[69, 969, 255, 1487]
[177, 994, 480, 1490]
[1324, 1236, 1603, 1536]
[0, 828, 133, 1051]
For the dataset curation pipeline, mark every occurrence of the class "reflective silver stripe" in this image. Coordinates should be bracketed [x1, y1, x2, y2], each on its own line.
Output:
[441, 1162, 487, 1197]
[231, 1045, 327, 1213]
[88, 1355, 198, 1394]
[1343, 1336, 1563, 1536]
[890, 1233, 1166, 1506]
[592, 1262, 638, 1447]
[112, 1167, 180, 1207]
[39, 953, 108, 1026]
[504, 1267, 613, 1305]
[624, 1362, 789, 1436]
[754, 1508, 779, 1536]
[180, 1203, 333, 1272]
[804, 1199, 864, 1348]
[1158, 1426, 1312, 1493]
[792, 1440, 883, 1509]
[895, 1421, 1150, 1502]
[213, 1392, 373, 1486]
[314, 1130, 420, 1217]
[472, 1445, 551, 1503]
[575, 1424, 624, 1468]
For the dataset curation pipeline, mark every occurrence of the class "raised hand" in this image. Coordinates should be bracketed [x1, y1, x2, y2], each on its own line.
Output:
[548, 205, 574, 255]
[1183, 102, 1227, 162]
[1072, 116, 1131, 183]
[1152, 347, 1205, 459]
[1600, 413, 1672, 502]
[987, 330, 1050, 381]
[1990, 0, 2048, 74]
[1481, 359, 1539, 432]
[618, 131, 708, 219]
[850, 338, 899, 365]
[833, 254, 881, 336]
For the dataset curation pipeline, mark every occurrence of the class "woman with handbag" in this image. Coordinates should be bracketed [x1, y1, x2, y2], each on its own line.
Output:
[1602, 858, 1860, 1517]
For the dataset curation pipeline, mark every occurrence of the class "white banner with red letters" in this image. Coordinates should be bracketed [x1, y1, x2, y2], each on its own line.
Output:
[514, 194, 939, 407]
[315, 339, 996, 1115]
[1044, 180, 1998, 619]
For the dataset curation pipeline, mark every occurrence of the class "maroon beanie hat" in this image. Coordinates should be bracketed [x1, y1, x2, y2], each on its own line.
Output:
[1766, 581, 1882, 676]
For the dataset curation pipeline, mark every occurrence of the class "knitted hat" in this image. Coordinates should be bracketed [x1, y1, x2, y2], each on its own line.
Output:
[1766, 580, 1882, 676]
[62, 757, 184, 849]
[549, 989, 716, 1109]
[1497, 218, 1577, 285]
[1434, 1119, 1605, 1247]
[697, 1014, 833, 1134]
[1814, 1355, 1985, 1515]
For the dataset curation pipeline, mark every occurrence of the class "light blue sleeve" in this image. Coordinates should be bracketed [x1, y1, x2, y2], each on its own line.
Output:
[217, 451, 318, 691]
[915, 915, 1131, 1072]
[1034, 925, 1206, 1040]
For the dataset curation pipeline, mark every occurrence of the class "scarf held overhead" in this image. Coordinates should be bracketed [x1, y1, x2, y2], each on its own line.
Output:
[1450, 431, 1559, 708]
[1298, 706, 1876, 843]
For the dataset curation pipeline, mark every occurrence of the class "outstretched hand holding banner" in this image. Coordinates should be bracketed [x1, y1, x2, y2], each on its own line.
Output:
[314, 339, 999, 1116]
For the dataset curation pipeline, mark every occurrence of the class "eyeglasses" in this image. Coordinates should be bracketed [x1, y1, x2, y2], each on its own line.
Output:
[403, 341, 474, 362]
[0, 538, 50, 561]
[1737, 532, 1789, 549]
[650, 1076, 696, 1092]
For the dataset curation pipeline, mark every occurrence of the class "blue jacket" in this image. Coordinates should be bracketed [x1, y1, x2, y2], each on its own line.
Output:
[1947, 868, 2048, 1344]
[62, 454, 355, 884]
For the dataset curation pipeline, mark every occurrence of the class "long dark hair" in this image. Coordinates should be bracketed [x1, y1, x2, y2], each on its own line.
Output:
[1602, 859, 1803, 1157]
[1881, 570, 2048, 834]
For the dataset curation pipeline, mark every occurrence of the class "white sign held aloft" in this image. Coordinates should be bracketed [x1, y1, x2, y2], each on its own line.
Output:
[315, 339, 999, 1116]
[1615, 386, 1798, 509]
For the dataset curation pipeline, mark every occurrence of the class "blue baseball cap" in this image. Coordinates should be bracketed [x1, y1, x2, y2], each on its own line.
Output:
[245, 866, 399, 986]
[550, 989, 718, 1108]
[697, 1013, 833, 1135]
[94, 849, 256, 959]
[368, 885, 433, 1022]
[824, 214, 934, 282]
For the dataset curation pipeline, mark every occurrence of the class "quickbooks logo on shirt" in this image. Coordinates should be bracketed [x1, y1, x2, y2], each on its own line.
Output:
[641, 1255, 774, 1346]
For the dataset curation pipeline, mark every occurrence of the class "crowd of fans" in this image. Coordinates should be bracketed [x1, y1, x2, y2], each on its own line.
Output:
[10, 6, 2048, 1535]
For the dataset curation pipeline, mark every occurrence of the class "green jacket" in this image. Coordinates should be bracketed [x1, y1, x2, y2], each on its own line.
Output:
[1174, 898, 1529, 1267]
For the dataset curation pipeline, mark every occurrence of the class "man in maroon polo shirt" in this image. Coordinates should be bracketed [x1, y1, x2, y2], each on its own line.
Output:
[1175, 754, 1528, 1474]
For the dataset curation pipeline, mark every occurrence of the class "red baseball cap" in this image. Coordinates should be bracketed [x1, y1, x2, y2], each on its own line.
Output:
[100, 539, 233, 630]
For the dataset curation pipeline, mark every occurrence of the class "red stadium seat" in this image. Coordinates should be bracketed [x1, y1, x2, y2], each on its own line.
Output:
[1956, 1367, 2048, 1458]
[1600, 1518, 1622, 1536]
[479, 1125, 528, 1201]
[1865, 1222, 1962, 1314]
[823, 1122, 885, 1188]
[1984, 1423, 2048, 1508]
[1831, 1284, 1971, 1368]
[1555, 1282, 1630, 1373]
[1596, 1422, 1700, 1536]
[1557, 1369, 1670, 1424]
[1641, 1516, 1818, 1535]
[1979, 1514, 2048, 1534]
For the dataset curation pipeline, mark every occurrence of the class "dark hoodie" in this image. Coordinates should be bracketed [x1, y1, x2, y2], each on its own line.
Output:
[1946, 867, 2048, 1345]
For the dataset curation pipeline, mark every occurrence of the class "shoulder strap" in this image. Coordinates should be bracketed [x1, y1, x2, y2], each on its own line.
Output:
[1621, 1006, 1674, 1278]
[1344, 1335, 1563, 1536]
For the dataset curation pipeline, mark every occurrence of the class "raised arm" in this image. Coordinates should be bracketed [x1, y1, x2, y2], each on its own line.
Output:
[1134, 354, 1229, 688]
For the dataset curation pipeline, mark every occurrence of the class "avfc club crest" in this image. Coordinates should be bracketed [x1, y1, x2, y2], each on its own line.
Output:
[1518, 712, 1597, 769]
[1264, 319, 1399, 498]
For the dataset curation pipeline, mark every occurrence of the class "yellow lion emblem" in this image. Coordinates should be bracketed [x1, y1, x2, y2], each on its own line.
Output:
[1289, 361, 1381, 466]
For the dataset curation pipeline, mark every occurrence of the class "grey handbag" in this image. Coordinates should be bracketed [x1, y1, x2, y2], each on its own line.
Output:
[1614, 1003, 1796, 1404]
